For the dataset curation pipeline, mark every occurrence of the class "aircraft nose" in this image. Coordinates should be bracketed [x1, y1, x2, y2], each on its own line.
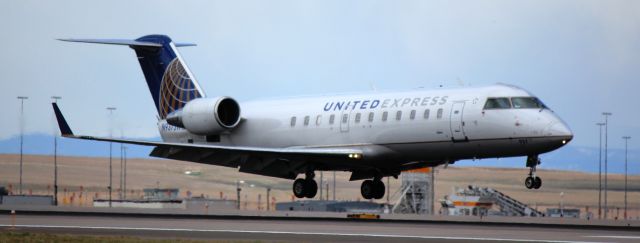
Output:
[546, 121, 573, 144]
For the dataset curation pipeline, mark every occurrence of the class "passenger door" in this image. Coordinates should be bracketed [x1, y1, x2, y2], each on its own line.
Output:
[450, 102, 466, 141]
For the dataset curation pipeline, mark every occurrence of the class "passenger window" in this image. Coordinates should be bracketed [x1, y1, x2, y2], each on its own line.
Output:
[437, 108, 443, 119]
[484, 98, 511, 109]
[290, 116, 296, 127]
[382, 111, 388, 121]
[368, 112, 374, 122]
[410, 110, 416, 120]
[355, 113, 361, 123]
[424, 109, 430, 119]
[329, 114, 335, 124]
[396, 111, 402, 120]
[304, 116, 310, 126]
[316, 115, 322, 125]
[342, 114, 348, 123]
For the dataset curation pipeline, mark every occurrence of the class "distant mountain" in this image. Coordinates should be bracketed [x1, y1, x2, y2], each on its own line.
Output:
[1, 134, 637, 175]
[0, 133, 154, 158]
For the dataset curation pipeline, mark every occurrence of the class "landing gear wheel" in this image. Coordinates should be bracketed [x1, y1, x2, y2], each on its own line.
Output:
[524, 155, 542, 190]
[361, 180, 375, 199]
[533, 176, 542, 189]
[293, 179, 307, 198]
[304, 179, 318, 198]
[373, 180, 385, 200]
[525, 176, 535, 189]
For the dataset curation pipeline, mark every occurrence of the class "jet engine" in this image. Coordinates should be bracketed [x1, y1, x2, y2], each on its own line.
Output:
[166, 97, 241, 135]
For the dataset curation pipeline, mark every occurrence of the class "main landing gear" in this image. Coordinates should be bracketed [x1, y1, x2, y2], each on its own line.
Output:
[292, 171, 387, 200]
[360, 178, 385, 200]
[525, 155, 542, 189]
[293, 172, 318, 198]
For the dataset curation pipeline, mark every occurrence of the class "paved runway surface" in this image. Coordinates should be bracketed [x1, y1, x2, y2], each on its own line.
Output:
[2, 214, 640, 243]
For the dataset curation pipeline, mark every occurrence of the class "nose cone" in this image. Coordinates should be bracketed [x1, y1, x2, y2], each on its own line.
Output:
[546, 120, 573, 145]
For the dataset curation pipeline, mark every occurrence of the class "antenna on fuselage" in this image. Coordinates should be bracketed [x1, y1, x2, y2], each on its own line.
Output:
[369, 81, 377, 91]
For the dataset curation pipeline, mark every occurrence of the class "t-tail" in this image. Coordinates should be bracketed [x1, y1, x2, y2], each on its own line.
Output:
[58, 35, 206, 119]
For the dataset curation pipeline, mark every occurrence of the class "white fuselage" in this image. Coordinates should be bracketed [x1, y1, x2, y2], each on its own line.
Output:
[158, 84, 572, 168]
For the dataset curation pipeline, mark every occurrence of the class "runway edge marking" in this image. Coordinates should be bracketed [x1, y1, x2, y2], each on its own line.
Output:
[0, 224, 612, 243]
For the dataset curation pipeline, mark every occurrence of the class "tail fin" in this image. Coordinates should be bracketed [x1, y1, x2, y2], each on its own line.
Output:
[59, 35, 205, 119]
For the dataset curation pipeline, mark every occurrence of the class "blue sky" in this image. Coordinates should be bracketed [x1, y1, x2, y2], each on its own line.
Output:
[0, 0, 639, 152]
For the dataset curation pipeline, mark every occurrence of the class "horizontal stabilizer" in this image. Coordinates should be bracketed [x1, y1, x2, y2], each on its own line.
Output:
[57, 38, 163, 47]
[175, 43, 197, 47]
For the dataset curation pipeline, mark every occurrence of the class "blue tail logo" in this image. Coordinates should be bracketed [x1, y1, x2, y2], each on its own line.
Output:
[133, 35, 204, 119]
[158, 57, 202, 118]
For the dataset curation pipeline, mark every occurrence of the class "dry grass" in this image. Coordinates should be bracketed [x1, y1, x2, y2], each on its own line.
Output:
[0, 231, 262, 243]
[0, 154, 638, 218]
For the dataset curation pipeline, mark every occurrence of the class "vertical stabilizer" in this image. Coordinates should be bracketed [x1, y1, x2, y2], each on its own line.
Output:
[59, 35, 205, 119]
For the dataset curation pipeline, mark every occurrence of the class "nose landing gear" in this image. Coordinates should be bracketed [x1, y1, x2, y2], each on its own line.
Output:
[361, 177, 385, 199]
[525, 155, 542, 189]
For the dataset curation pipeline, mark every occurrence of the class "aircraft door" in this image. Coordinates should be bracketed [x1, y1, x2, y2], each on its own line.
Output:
[450, 102, 466, 141]
[340, 110, 350, 133]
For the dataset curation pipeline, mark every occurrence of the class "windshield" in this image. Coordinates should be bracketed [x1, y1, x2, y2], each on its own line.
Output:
[511, 97, 547, 109]
[484, 98, 511, 109]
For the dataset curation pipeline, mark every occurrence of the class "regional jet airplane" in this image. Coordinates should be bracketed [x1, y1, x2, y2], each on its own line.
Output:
[54, 35, 573, 199]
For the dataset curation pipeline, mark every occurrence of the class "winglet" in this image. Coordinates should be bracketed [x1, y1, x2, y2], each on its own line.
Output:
[52, 103, 74, 136]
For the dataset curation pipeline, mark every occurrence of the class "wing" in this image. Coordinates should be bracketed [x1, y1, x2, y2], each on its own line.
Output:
[52, 103, 364, 179]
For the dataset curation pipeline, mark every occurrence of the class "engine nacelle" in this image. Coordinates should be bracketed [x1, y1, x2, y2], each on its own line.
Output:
[166, 97, 241, 135]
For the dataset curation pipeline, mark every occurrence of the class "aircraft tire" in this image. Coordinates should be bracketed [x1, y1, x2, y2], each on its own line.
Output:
[304, 179, 317, 198]
[293, 178, 307, 198]
[361, 180, 374, 199]
[373, 180, 385, 199]
[533, 177, 542, 189]
[525, 176, 535, 189]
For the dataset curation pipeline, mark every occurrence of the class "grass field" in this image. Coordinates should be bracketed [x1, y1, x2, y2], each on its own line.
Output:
[0, 231, 261, 243]
[1, 154, 638, 218]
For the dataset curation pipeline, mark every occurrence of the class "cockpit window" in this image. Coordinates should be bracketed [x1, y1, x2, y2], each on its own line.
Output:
[484, 98, 511, 109]
[511, 97, 547, 109]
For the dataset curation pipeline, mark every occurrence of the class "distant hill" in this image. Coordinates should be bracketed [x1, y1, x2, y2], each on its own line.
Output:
[1, 133, 637, 175]
[0, 133, 154, 159]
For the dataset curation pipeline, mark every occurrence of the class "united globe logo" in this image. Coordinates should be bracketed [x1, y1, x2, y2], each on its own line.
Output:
[158, 58, 202, 118]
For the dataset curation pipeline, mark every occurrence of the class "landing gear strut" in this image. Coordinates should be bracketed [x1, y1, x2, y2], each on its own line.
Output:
[361, 177, 385, 199]
[293, 171, 318, 198]
[525, 155, 542, 189]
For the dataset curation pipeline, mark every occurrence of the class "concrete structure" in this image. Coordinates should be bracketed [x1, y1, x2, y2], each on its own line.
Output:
[277, 200, 386, 213]
[0, 187, 7, 203]
[392, 168, 434, 214]
[184, 197, 237, 211]
[547, 208, 580, 218]
[2, 195, 54, 206]
[93, 199, 184, 209]
[143, 188, 179, 200]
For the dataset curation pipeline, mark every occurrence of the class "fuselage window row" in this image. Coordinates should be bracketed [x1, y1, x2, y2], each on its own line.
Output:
[291, 107, 442, 128]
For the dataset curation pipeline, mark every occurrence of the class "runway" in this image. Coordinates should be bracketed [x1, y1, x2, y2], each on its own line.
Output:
[2, 213, 640, 243]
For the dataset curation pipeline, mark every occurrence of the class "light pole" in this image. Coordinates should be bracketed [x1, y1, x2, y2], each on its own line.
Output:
[319, 171, 323, 200]
[236, 180, 244, 210]
[106, 107, 117, 207]
[596, 122, 605, 219]
[52, 96, 62, 205]
[602, 112, 611, 219]
[120, 141, 123, 200]
[266, 187, 271, 211]
[332, 171, 336, 201]
[123, 146, 127, 200]
[560, 192, 565, 217]
[622, 136, 631, 220]
[17, 96, 28, 195]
